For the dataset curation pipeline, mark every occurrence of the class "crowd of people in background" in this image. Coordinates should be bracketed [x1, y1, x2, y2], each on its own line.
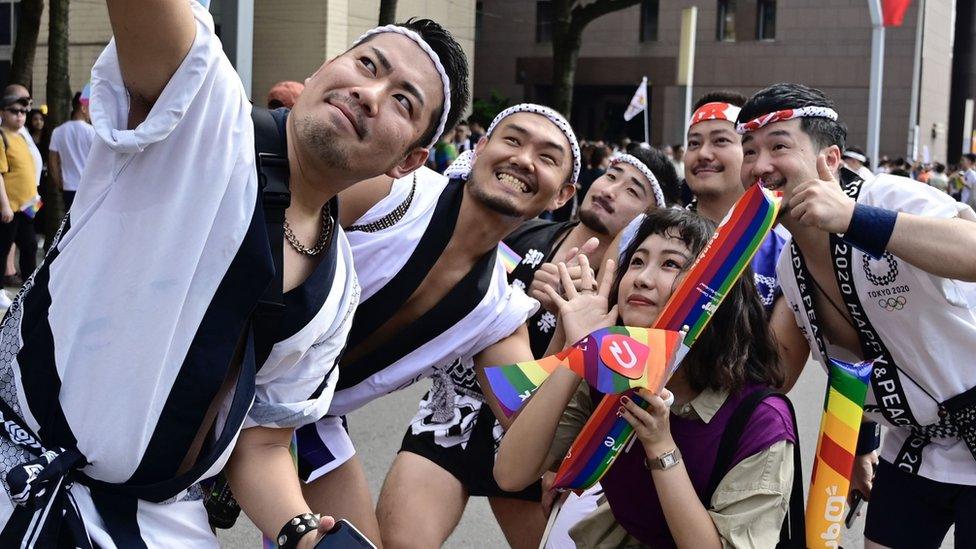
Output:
[419, 117, 976, 222]
[0, 84, 94, 309]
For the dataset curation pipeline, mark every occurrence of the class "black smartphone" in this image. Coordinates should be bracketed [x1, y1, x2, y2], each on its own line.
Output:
[314, 519, 376, 549]
[845, 490, 864, 528]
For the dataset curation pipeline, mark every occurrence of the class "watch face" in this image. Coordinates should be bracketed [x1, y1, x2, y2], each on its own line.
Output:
[661, 453, 678, 468]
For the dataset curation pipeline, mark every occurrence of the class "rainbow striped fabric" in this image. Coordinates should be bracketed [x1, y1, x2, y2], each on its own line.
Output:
[806, 358, 873, 549]
[19, 196, 42, 219]
[552, 184, 782, 490]
[485, 326, 682, 417]
[653, 183, 782, 346]
[497, 241, 521, 274]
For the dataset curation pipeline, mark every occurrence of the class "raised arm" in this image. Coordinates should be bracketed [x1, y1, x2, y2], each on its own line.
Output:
[791, 155, 976, 282]
[885, 214, 976, 282]
[105, 0, 196, 127]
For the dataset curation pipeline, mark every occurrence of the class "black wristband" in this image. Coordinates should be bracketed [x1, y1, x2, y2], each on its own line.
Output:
[841, 204, 897, 259]
[277, 513, 320, 549]
[856, 421, 881, 455]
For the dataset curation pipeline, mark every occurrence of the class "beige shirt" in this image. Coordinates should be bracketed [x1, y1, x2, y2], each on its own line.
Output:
[549, 383, 794, 549]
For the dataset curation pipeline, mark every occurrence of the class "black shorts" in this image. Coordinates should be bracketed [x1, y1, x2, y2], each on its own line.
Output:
[864, 458, 976, 548]
[398, 361, 541, 501]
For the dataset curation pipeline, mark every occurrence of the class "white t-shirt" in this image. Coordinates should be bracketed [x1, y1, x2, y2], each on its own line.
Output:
[49, 120, 96, 191]
[962, 168, 976, 205]
[17, 126, 41, 186]
[778, 173, 976, 485]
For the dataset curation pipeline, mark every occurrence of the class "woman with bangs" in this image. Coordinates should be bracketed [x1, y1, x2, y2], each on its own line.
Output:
[494, 208, 799, 548]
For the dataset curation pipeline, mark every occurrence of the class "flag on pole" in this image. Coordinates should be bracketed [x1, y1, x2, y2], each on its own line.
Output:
[882, 0, 911, 27]
[623, 77, 648, 122]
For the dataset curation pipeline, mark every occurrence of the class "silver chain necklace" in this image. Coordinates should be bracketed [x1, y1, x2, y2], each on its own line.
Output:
[283, 203, 333, 256]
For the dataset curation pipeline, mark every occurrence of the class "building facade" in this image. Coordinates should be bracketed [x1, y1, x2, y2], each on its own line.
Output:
[475, 0, 954, 163]
[24, 0, 476, 116]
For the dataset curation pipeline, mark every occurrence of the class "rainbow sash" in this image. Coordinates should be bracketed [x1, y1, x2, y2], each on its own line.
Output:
[551, 184, 782, 490]
[498, 242, 521, 274]
[485, 326, 683, 417]
[806, 358, 872, 548]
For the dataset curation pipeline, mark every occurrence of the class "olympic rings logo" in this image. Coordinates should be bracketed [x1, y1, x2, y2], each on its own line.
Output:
[878, 296, 906, 311]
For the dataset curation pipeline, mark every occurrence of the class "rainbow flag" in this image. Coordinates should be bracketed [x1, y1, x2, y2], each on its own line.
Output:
[485, 326, 682, 417]
[551, 184, 782, 490]
[498, 241, 521, 274]
[20, 196, 42, 219]
[80, 81, 92, 106]
[806, 358, 872, 548]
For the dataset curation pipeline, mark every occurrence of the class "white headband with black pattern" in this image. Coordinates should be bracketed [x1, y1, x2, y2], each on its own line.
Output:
[609, 153, 666, 208]
[353, 25, 452, 148]
[443, 103, 581, 184]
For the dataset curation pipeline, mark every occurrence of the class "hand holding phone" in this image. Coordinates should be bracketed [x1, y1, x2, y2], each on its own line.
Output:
[314, 519, 376, 549]
[845, 490, 864, 528]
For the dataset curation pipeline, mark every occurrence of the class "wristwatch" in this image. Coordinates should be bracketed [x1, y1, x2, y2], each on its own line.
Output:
[645, 448, 682, 471]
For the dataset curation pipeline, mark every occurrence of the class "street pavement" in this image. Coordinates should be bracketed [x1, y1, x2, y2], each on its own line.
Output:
[219, 356, 955, 548]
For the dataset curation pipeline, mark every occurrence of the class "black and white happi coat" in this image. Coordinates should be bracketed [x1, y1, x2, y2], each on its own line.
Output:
[0, 4, 358, 547]
[503, 219, 575, 357]
[780, 171, 976, 485]
[294, 167, 536, 482]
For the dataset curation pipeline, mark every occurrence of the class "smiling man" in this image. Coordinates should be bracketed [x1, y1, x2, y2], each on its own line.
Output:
[739, 83, 976, 549]
[0, 2, 468, 547]
[294, 104, 580, 547]
[518, 148, 675, 355]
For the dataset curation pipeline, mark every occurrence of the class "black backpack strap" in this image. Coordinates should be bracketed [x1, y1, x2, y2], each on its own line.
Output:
[251, 107, 290, 337]
[704, 388, 805, 548]
[705, 387, 776, 499]
[779, 395, 805, 549]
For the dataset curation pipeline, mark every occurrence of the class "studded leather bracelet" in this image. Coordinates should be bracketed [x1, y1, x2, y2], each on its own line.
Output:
[276, 512, 320, 549]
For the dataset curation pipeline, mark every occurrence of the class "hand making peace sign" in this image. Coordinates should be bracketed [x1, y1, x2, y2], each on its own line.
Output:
[541, 253, 618, 345]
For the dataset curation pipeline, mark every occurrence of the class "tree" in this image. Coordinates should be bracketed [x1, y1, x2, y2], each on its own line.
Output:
[9, 0, 45, 87]
[43, 0, 69, 244]
[379, 0, 397, 25]
[550, 0, 641, 116]
[471, 90, 510, 127]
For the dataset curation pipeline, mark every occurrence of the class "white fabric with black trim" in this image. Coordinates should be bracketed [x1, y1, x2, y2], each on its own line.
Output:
[352, 25, 452, 148]
[608, 153, 666, 208]
[778, 173, 976, 485]
[0, 4, 356, 545]
[443, 103, 581, 184]
[295, 167, 538, 482]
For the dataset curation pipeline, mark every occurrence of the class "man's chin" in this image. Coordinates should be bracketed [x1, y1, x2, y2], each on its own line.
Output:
[469, 187, 525, 218]
[578, 209, 611, 235]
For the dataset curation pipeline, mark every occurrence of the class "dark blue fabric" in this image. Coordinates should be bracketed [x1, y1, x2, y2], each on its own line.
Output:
[89, 489, 147, 549]
[295, 421, 342, 481]
[865, 459, 976, 548]
[843, 203, 897, 260]
[750, 229, 786, 313]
